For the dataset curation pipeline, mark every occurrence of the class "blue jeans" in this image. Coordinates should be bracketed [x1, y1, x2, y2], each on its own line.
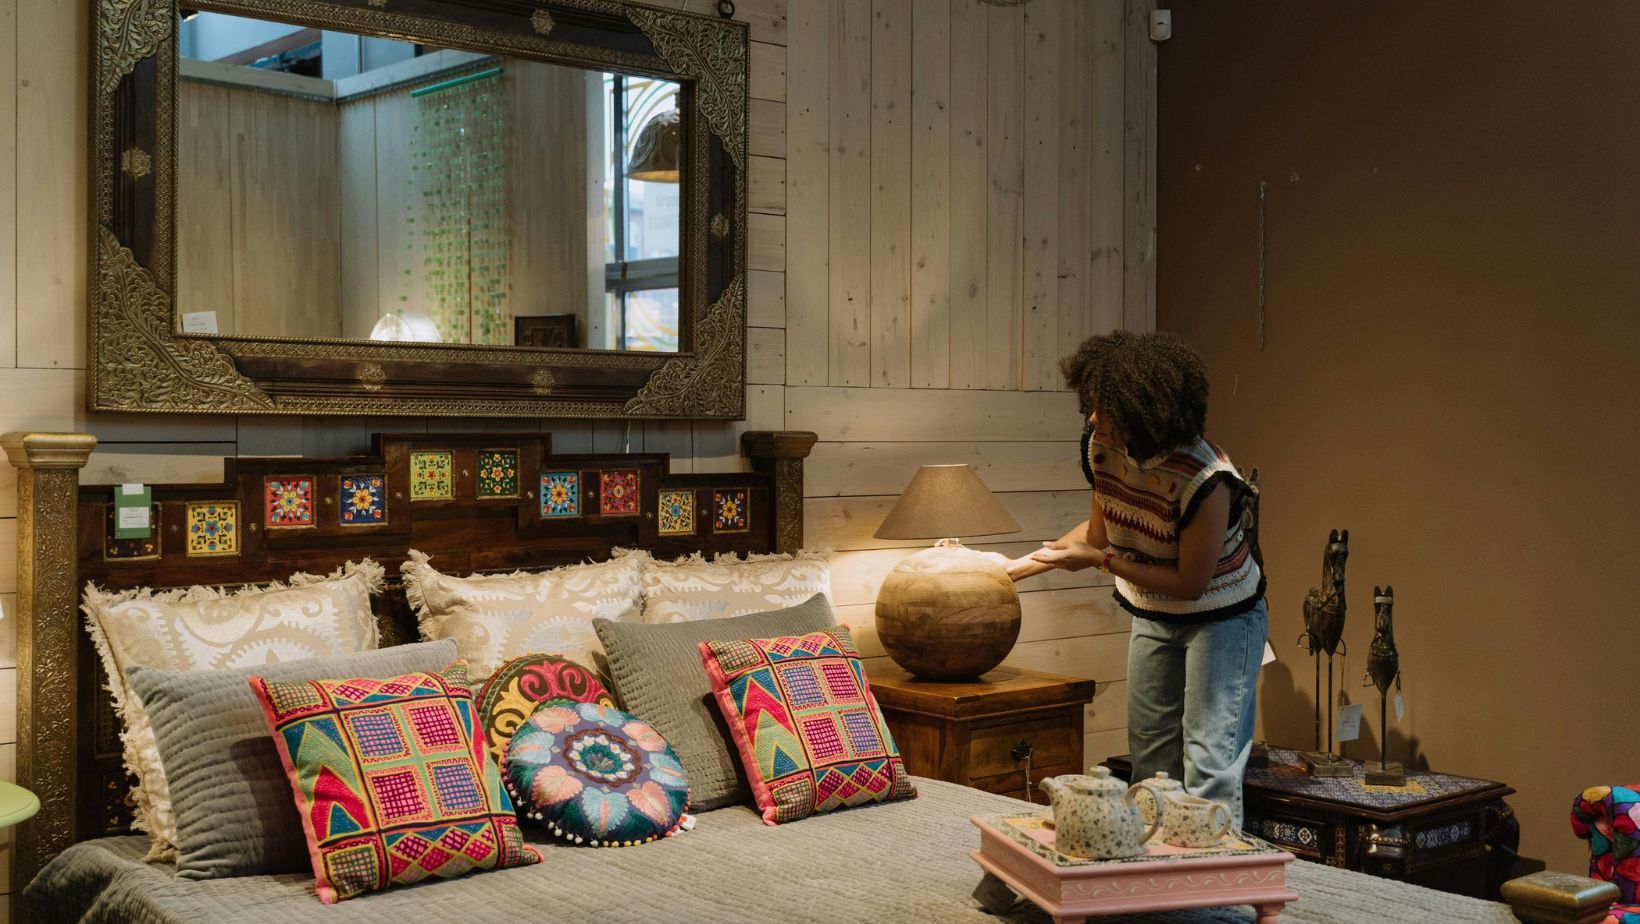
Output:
[1126, 599, 1267, 829]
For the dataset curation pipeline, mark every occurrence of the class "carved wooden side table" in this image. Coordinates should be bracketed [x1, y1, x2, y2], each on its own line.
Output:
[1105, 747, 1519, 899]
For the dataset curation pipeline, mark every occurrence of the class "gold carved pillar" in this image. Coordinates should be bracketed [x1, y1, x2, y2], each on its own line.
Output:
[741, 431, 817, 555]
[2, 433, 96, 899]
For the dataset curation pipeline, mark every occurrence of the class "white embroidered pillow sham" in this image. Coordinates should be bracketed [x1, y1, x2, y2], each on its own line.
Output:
[400, 550, 645, 680]
[81, 558, 384, 860]
[632, 549, 832, 624]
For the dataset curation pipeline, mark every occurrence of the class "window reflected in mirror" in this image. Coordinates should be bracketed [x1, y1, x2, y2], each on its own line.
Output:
[175, 12, 684, 352]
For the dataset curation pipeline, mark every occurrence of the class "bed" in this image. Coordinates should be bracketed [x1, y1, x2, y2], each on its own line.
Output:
[2, 430, 1521, 923]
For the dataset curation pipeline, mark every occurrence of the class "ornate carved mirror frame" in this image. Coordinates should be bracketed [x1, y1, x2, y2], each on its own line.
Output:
[93, 0, 748, 419]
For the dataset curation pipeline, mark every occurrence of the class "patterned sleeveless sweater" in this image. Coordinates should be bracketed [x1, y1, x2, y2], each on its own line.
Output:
[1082, 431, 1265, 623]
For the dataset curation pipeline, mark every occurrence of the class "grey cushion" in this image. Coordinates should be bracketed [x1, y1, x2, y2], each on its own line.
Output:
[126, 639, 459, 880]
[593, 593, 834, 812]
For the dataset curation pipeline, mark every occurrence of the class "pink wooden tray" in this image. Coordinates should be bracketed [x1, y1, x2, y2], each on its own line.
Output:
[970, 814, 1300, 924]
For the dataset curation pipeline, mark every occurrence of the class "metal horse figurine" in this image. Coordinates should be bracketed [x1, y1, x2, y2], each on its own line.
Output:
[1298, 529, 1351, 775]
[1362, 586, 1405, 785]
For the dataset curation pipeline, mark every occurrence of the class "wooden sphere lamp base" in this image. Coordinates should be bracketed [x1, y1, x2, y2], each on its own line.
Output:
[874, 540, 1022, 681]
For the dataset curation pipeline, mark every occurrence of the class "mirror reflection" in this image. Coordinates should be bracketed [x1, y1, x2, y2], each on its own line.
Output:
[176, 12, 684, 351]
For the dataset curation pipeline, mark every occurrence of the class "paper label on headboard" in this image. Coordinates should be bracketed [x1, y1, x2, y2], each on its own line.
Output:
[180, 310, 218, 334]
[114, 484, 152, 539]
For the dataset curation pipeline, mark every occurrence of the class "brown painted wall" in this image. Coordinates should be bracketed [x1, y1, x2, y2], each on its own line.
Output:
[1157, 1, 1640, 874]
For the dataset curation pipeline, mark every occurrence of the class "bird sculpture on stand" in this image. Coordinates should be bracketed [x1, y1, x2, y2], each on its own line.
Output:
[1298, 529, 1352, 776]
[1362, 586, 1405, 785]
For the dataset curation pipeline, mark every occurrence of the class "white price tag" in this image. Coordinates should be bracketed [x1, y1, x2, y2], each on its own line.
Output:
[117, 504, 150, 530]
[1335, 704, 1364, 743]
[181, 310, 219, 334]
[1261, 640, 1277, 665]
[121, 482, 144, 495]
[1393, 693, 1405, 722]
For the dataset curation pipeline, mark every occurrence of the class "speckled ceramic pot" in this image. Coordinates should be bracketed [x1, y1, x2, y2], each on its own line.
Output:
[1133, 771, 1184, 826]
[1038, 766, 1160, 859]
[1157, 791, 1232, 848]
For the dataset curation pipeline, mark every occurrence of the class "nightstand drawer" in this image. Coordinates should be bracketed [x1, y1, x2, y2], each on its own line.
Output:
[966, 713, 1078, 779]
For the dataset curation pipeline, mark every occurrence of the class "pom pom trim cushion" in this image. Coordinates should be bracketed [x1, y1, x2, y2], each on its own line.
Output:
[250, 661, 539, 903]
[474, 653, 617, 769]
[503, 701, 690, 848]
[700, 624, 916, 825]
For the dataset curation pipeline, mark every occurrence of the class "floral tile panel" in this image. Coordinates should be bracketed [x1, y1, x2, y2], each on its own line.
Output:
[541, 472, 580, 518]
[658, 489, 695, 536]
[713, 489, 749, 534]
[599, 470, 639, 517]
[476, 450, 520, 499]
[265, 476, 315, 529]
[410, 451, 453, 501]
[187, 502, 239, 556]
[341, 475, 388, 526]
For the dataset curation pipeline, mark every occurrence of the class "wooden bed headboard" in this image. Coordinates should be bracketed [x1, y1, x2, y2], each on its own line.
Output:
[1, 429, 816, 890]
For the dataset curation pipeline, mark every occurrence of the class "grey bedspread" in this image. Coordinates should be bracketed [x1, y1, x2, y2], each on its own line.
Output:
[27, 779, 1517, 924]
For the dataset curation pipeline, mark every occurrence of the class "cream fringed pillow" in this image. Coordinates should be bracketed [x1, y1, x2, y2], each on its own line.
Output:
[634, 549, 832, 624]
[81, 559, 384, 861]
[400, 550, 645, 680]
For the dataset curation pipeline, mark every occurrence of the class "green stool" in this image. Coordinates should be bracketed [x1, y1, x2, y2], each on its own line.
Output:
[0, 781, 39, 828]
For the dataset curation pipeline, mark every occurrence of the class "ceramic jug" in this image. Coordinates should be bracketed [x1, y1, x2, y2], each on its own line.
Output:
[1038, 766, 1160, 859]
[1132, 771, 1183, 826]
[1151, 789, 1233, 848]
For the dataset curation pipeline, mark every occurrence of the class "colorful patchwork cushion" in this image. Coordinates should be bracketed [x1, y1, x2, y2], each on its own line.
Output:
[1573, 785, 1640, 904]
[250, 662, 539, 903]
[475, 653, 617, 769]
[503, 701, 689, 847]
[1601, 905, 1640, 924]
[699, 625, 916, 825]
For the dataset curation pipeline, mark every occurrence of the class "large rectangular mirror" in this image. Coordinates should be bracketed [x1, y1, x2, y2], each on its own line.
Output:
[92, 0, 748, 418]
[179, 14, 684, 351]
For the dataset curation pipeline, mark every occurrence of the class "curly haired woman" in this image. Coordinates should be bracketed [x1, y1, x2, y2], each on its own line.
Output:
[1007, 331, 1266, 825]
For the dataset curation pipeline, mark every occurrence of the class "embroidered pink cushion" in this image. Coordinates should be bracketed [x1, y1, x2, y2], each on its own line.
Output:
[250, 662, 539, 903]
[699, 625, 916, 824]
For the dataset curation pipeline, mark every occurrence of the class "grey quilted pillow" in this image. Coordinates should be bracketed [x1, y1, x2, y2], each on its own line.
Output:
[126, 639, 459, 880]
[593, 593, 834, 812]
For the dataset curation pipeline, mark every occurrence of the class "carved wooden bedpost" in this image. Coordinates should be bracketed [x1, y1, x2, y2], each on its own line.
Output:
[2, 433, 96, 903]
[742, 431, 817, 554]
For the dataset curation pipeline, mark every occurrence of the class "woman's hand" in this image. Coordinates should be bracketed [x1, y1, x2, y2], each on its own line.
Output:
[1005, 555, 1054, 582]
[1029, 538, 1105, 572]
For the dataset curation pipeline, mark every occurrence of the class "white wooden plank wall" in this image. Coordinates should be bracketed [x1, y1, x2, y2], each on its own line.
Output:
[0, 2, 1153, 909]
[782, 0, 1142, 782]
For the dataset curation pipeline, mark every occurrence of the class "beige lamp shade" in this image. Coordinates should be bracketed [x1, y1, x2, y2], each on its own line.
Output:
[626, 108, 682, 182]
[873, 464, 1021, 540]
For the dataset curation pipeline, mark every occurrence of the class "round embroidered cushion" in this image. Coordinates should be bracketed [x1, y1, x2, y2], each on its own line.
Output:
[475, 654, 616, 768]
[503, 701, 690, 847]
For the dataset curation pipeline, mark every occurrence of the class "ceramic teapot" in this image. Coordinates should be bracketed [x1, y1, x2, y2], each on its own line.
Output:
[1132, 771, 1183, 826]
[1038, 766, 1160, 859]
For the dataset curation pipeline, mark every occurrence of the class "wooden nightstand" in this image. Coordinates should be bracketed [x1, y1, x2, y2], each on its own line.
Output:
[867, 665, 1097, 801]
[1104, 748, 1519, 898]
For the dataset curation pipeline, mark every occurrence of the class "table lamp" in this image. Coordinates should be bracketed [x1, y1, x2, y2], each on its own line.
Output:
[872, 464, 1022, 680]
